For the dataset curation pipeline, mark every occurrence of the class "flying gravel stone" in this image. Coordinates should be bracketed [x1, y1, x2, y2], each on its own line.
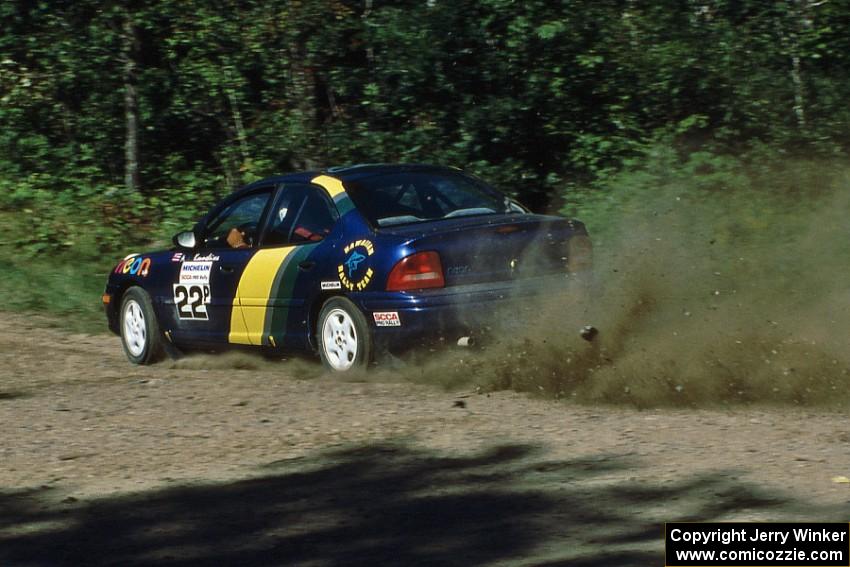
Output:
[580, 325, 598, 342]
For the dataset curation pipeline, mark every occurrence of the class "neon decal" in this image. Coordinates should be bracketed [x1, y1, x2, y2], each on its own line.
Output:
[114, 255, 152, 277]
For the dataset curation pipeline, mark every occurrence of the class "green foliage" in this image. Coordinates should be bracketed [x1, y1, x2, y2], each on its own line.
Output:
[3, 0, 848, 209]
[0, 231, 109, 332]
[0, 0, 849, 336]
[0, 175, 145, 258]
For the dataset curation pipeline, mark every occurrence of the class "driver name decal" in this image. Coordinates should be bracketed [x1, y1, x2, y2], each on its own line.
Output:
[193, 253, 221, 262]
[338, 239, 374, 291]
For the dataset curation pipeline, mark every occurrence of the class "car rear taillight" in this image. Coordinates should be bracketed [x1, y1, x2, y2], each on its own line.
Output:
[386, 251, 445, 291]
[567, 236, 593, 274]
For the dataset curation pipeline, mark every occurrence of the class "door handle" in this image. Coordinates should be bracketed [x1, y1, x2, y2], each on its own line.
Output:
[298, 261, 316, 271]
[219, 265, 236, 274]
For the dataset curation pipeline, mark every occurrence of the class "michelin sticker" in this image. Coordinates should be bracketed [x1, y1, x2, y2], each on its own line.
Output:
[173, 284, 210, 320]
[179, 261, 212, 284]
[338, 239, 374, 291]
[373, 311, 401, 327]
[321, 281, 342, 290]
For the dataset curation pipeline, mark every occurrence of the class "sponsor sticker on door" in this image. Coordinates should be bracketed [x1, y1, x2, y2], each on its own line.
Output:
[373, 311, 401, 327]
[179, 261, 212, 284]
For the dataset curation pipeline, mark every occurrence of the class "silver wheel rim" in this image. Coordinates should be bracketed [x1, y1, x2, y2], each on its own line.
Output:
[123, 299, 147, 357]
[322, 308, 358, 371]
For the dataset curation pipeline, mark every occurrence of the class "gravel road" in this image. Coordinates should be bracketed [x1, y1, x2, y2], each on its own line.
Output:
[1, 312, 849, 566]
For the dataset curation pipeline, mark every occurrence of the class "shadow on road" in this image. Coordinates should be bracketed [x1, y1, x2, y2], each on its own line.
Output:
[0, 443, 845, 566]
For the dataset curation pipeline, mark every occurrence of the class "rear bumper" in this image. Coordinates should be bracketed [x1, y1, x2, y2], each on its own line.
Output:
[353, 273, 584, 348]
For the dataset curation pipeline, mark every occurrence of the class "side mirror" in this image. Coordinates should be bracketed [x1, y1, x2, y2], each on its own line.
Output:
[172, 230, 197, 249]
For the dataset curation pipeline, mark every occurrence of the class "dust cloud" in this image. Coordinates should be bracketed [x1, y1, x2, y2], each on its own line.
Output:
[393, 183, 850, 408]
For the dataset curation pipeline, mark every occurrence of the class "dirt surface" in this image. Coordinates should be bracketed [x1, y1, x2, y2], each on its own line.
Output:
[1, 311, 849, 566]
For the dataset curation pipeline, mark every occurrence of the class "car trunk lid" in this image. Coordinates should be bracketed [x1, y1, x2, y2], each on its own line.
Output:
[380, 214, 590, 287]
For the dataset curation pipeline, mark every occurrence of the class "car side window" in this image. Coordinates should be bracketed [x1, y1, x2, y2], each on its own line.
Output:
[263, 184, 339, 246]
[203, 189, 272, 249]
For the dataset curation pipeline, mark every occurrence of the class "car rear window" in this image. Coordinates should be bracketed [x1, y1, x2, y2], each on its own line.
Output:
[345, 171, 510, 227]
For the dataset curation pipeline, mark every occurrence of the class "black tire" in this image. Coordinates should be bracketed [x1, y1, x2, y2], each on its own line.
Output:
[317, 296, 373, 372]
[119, 286, 165, 365]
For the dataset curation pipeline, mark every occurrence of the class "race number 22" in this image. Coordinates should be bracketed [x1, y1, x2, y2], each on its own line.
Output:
[173, 284, 210, 320]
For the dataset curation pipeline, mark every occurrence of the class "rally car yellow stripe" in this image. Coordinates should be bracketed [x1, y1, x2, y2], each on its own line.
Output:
[311, 174, 346, 198]
[228, 246, 297, 345]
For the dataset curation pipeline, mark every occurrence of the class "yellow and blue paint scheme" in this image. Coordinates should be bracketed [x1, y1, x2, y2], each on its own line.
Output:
[104, 164, 590, 355]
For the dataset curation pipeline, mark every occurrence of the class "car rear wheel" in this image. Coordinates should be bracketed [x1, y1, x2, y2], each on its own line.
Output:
[120, 286, 164, 365]
[318, 297, 372, 372]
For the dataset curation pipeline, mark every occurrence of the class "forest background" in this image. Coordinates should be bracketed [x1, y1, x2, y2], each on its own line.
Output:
[0, 0, 847, 329]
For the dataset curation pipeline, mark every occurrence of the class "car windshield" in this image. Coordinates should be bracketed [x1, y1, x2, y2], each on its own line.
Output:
[345, 171, 514, 227]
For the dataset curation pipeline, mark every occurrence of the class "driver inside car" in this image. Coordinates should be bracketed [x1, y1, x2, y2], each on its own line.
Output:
[226, 227, 250, 249]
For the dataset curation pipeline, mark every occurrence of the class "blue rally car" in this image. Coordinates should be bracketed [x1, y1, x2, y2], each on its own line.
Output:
[103, 164, 592, 372]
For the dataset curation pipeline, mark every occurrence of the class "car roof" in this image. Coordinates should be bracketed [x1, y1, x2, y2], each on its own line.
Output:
[241, 163, 462, 194]
[322, 163, 461, 183]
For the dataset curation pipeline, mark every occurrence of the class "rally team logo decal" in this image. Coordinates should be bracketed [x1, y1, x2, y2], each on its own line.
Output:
[338, 239, 374, 291]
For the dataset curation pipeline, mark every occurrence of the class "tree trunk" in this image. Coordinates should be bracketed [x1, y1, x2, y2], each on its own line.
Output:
[221, 66, 250, 170]
[363, 0, 375, 65]
[290, 44, 319, 170]
[785, 0, 823, 131]
[790, 52, 806, 129]
[122, 14, 140, 193]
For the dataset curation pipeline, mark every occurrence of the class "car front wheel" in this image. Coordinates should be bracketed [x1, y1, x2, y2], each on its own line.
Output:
[318, 297, 372, 372]
[120, 286, 165, 365]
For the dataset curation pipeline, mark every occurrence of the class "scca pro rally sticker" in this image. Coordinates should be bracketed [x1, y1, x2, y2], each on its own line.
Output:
[173, 284, 210, 320]
[373, 311, 401, 327]
[338, 239, 374, 291]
